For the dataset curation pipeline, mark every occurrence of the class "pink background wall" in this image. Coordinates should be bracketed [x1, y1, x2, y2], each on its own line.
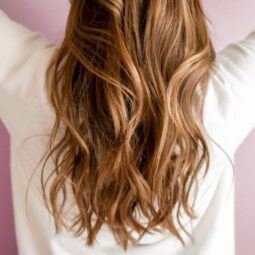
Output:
[1, 0, 255, 254]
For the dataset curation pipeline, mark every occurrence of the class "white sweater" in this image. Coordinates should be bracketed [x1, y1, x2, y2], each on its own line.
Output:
[1, 9, 255, 255]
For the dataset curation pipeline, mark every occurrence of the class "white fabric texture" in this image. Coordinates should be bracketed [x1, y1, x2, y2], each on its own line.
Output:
[1, 9, 255, 255]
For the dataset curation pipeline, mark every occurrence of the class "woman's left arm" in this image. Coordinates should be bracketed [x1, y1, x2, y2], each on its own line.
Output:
[0, 9, 57, 138]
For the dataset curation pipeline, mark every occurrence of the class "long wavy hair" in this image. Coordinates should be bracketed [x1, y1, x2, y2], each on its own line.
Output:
[39, 0, 216, 250]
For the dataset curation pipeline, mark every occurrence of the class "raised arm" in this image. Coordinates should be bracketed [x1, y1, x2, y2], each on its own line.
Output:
[0, 9, 57, 139]
[203, 31, 255, 156]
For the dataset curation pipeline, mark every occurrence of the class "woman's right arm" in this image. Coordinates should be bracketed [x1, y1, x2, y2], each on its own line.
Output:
[203, 31, 255, 156]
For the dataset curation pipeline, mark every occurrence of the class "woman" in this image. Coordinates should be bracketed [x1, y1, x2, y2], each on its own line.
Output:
[0, 1, 255, 255]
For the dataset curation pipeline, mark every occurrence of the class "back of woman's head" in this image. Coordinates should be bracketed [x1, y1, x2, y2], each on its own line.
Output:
[41, 0, 216, 250]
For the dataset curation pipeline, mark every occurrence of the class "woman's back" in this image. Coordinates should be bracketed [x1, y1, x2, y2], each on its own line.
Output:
[1, 2, 255, 254]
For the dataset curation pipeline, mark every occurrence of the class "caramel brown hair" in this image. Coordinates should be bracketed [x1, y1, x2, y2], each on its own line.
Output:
[40, 0, 216, 250]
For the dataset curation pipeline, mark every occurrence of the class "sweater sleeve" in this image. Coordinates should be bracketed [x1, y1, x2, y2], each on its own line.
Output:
[203, 31, 255, 157]
[0, 9, 57, 139]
